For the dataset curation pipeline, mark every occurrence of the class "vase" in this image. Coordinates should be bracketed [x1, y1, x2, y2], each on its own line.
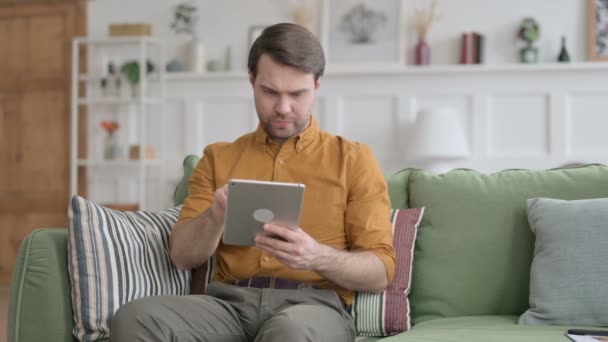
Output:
[557, 36, 570, 63]
[187, 37, 206, 74]
[103, 133, 120, 160]
[520, 46, 538, 64]
[414, 39, 431, 65]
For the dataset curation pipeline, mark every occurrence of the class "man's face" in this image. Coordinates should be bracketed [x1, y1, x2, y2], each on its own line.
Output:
[249, 54, 320, 144]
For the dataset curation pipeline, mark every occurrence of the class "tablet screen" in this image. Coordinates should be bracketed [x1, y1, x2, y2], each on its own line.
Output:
[222, 179, 305, 246]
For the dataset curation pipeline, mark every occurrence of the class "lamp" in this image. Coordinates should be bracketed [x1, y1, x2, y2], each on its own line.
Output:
[407, 107, 470, 174]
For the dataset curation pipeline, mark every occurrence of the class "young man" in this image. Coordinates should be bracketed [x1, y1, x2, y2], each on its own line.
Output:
[111, 23, 395, 342]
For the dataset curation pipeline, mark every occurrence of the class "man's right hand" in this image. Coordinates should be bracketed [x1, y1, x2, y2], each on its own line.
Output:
[170, 184, 229, 270]
[209, 184, 228, 226]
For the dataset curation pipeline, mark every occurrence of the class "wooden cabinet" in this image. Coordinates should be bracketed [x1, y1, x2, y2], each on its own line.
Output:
[0, 0, 86, 285]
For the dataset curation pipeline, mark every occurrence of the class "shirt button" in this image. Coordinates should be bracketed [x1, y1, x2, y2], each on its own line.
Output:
[278, 159, 284, 165]
[263, 256, 270, 262]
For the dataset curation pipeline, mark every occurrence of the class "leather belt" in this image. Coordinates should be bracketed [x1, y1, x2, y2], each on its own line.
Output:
[235, 276, 316, 290]
[234, 276, 351, 312]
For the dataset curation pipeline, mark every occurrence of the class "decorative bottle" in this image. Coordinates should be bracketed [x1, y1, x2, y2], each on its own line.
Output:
[557, 36, 570, 63]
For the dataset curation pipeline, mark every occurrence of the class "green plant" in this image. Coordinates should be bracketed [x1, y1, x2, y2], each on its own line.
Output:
[120, 60, 155, 85]
[518, 18, 540, 47]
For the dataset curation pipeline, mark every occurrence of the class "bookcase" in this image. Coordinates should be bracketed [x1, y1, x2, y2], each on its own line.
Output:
[70, 37, 167, 211]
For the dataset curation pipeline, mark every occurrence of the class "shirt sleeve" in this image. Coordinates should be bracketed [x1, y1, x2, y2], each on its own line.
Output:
[344, 144, 396, 284]
[178, 145, 217, 223]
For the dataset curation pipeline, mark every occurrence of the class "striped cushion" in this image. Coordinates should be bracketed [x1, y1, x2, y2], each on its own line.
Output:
[67, 196, 191, 341]
[351, 207, 425, 336]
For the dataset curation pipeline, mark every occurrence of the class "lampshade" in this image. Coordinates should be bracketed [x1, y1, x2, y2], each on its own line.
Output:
[407, 107, 470, 159]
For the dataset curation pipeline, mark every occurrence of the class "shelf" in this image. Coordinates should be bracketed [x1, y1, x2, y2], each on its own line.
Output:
[77, 98, 162, 105]
[79, 73, 163, 82]
[74, 37, 162, 45]
[77, 159, 163, 167]
[164, 62, 608, 81]
[165, 71, 245, 80]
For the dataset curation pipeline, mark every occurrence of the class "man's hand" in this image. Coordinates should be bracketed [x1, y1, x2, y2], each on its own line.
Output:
[255, 223, 389, 293]
[209, 185, 228, 226]
[170, 184, 228, 270]
[254, 224, 329, 270]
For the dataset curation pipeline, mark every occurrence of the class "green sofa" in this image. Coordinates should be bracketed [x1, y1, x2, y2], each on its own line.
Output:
[8, 157, 608, 342]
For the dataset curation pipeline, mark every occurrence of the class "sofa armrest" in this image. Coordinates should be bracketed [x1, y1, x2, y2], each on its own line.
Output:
[8, 228, 76, 342]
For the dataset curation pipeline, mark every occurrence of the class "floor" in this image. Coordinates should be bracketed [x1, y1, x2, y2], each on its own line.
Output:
[1, 286, 8, 342]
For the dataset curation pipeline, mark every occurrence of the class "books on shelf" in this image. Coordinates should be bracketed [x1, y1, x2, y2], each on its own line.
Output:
[460, 32, 485, 64]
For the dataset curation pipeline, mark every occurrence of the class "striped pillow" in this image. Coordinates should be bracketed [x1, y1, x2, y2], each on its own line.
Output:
[351, 207, 425, 336]
[67, 196, 191, 341]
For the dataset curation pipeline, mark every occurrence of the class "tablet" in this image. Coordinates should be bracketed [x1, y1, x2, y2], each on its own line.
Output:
[222, 179, 306, 246]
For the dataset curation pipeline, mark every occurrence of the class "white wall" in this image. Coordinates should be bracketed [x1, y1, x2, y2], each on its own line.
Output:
[84, 0, 603, 210]
[89, 0, 588, 69]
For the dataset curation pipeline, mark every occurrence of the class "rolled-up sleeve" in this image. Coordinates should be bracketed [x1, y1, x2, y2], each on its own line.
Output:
[344, 144, 396, 284]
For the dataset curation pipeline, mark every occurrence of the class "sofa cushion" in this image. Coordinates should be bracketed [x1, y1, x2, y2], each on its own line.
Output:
[380, 315, 595, 342]
[8, 229, 76, 342]
[174, 154, 200, 206]
[407, 165, 608, 324]
[385, 168, 418, 209]
[519, 197, 608, 326]
[67, 196, 190, 341]
[352, 207, 424, 336]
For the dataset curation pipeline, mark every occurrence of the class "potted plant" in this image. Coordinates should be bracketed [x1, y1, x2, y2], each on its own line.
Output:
[120, 60, 155, 97]
[518, 17, 540, 63]
[100, 120, 120, 160]
[171, 2, 205, 73]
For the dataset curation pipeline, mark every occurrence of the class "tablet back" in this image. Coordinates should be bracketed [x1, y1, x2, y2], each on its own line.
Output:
[223, 179, 305, 246]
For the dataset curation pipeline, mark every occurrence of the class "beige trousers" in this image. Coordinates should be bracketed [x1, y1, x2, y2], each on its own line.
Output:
[111, 282, 356, 342]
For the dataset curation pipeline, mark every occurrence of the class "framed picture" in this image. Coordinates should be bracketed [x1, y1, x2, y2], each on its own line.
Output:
[588, 0, 608, 61]
[248, 25, 267, 49]
[321, 0, 406, 67]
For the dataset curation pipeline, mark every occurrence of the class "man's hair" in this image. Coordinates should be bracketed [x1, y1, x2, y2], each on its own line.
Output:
[248, 23, 325, 81]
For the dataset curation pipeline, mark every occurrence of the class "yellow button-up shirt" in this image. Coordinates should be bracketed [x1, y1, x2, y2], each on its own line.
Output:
[178, 117, 395, 305]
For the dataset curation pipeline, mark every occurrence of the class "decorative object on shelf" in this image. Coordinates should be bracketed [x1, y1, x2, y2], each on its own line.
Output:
[518, 17, 540, 64]
[557, 36, 571, 62]
[171, 2, 206, 73]
[460, 32, 485, 64]
[587, 0, 608, 61]
[101, 120, 120, 160]
[109, 23, 152, 37]
[129, 144, 156, 160]
[101, 61, 122, 97]
[287, 0, 313, 30]
[186, 38, 206, 73]
[413, 0, 439, 65]
[120, 60, 155, 97]
[224, 45, 232, 71]
[206, 59, 224, 72]
[322, 0, 406, 66]
[170, 2, 197, 35]
[406, 107, 469, 174]
[248, 25, 267, 49]
[166, 59, 185, 72]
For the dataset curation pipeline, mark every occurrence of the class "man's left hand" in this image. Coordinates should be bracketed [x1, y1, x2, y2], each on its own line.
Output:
[254, 224, 328, 270]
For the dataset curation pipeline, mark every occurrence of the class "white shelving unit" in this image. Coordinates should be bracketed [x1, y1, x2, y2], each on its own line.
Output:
[70, 37, 166, 211]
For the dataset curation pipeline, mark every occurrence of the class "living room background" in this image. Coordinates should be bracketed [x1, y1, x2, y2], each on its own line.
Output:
[76, 0, 608, 212]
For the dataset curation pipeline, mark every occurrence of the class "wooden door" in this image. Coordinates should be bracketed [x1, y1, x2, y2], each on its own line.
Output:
[0, 0, 86, 285]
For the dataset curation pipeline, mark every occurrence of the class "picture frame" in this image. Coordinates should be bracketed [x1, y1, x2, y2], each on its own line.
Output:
[248, 25, 267, 49]
[321, 0, 406, 67]
[587, 0, 608, 61]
